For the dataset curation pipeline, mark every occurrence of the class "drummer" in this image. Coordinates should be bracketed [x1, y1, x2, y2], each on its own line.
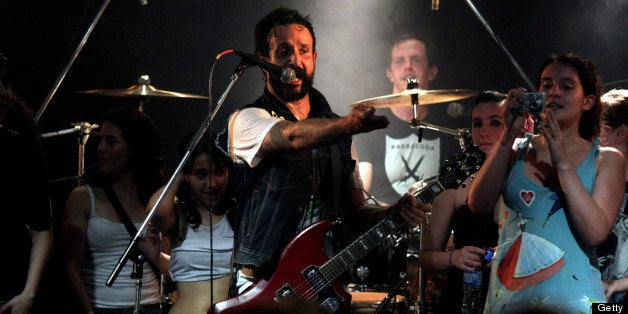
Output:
[352, 31, 463, 286]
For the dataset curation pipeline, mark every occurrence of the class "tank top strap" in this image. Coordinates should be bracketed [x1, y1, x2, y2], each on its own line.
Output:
[85, 184, 96, 214]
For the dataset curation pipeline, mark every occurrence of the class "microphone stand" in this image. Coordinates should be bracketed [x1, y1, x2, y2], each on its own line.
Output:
[374, 273, 407, 314]
[34, 0, 111, 124]
[464, 0, 536, 92]
[131, 254, 145, 314]
[106, 60, 249, 292]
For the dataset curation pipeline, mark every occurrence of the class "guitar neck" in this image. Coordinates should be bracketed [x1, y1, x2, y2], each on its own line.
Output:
[318, 179, 445, 282]
[412, 178, 445, 204]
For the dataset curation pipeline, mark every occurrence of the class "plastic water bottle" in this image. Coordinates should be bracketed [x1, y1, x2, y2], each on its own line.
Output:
[461, 268, 482, 314]
[461, 249, 494, 313]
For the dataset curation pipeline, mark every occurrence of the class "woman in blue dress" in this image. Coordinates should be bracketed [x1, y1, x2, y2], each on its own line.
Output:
[467, 53, 625, 313]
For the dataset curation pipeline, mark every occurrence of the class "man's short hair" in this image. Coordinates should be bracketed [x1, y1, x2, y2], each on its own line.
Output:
[254, 7, 316, 58]
[390, 31, 438, 66]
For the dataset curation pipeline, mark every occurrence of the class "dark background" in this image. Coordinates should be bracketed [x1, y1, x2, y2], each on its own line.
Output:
[1, 0, 626, 309]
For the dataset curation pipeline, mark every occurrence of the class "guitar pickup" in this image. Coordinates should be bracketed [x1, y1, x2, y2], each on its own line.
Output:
[275, 284, 296, 301]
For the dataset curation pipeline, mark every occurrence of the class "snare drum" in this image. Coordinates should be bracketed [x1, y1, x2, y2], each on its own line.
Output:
[350, 291, 407, 314]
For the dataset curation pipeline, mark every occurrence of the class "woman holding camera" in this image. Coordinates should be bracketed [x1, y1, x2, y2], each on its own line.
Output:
[468, 53, 624, 313]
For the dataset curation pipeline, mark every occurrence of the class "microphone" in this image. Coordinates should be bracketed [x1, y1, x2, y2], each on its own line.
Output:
[431, 0, 440, 10]
[233, 50, 297, 84]
[446, 102, 469, 118]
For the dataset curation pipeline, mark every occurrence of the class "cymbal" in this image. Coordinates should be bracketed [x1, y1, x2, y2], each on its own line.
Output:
[78, 75, 208, 99]
[351, 88, 477, 108]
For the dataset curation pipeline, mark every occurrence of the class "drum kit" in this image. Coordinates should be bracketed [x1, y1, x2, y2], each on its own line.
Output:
[346, 86, 476, 314]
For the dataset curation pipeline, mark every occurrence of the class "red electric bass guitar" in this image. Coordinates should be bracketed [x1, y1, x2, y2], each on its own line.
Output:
[213, 144, 485, 314]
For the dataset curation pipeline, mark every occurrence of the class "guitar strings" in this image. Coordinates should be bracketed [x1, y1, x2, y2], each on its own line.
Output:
[275, 151, 479, 305]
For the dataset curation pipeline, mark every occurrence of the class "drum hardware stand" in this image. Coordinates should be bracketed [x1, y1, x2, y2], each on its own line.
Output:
[415, 214, 430, 314]
[385, 235, 396, 287]
[403, 78, 443, 313]
[42, 121, 98, 185]
[409, 121, 469, 151]
[355, 266, 370, 292]
[137, 75, 150, 112]
[406, 78, 423, 143]
[383, 233, 406, 287]
[405, 78, 469, 150]
[375, 272, 408, 314]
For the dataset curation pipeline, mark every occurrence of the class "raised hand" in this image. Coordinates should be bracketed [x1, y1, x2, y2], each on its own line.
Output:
[347, 104, 390, 134]
[538, 110, 570, 169]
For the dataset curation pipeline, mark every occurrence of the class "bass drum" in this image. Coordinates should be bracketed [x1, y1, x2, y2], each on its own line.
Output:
[350, 291, 407, 314]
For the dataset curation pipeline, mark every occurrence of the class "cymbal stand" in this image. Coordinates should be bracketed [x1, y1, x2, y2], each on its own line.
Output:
[42, 121, 98, 185]
[404, 77, 469, 150]
[406, 78, 423, 143]
[403, 78, 427, 313]
[137, 75, 151, 112]
[75, 122, 98, 185]
[409, 121, 469, 151]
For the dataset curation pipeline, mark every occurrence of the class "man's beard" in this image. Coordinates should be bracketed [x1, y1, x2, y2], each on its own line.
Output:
[269, 70, 314, 102]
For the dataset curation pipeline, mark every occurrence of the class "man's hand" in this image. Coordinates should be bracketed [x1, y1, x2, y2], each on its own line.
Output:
[347, 104, 389, 134]
[390, 193, 431, 228]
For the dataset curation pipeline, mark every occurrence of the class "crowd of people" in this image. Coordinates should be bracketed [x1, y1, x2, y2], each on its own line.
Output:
[1, 5, 626, 314]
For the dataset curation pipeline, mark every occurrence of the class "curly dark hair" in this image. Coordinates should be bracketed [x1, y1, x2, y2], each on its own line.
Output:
[0, 89, 39, 141]
[474, 90, 507, 105]
[83, 107, 165, 205]
[600, 89, 628, 129]
[536, 53, 602, 140]
[175, 130, 233, 229]
[254, 7, 316, 58]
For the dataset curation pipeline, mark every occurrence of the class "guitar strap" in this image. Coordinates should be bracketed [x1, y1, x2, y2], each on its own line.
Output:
[102, 185, 162, 278]
[328, 144, 346, 243]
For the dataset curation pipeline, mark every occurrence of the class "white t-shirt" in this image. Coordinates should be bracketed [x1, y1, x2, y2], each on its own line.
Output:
[228, 107, 283, 167]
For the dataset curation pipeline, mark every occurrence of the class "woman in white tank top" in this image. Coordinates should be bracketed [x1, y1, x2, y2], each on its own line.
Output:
[147, 132, 235, 314]
[61, 108, 166, 314]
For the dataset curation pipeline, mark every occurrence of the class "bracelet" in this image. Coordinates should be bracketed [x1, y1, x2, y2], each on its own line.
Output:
[449, 249, 454, 266]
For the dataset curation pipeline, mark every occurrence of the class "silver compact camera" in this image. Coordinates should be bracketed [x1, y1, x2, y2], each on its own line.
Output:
[518, 92, 546, 115]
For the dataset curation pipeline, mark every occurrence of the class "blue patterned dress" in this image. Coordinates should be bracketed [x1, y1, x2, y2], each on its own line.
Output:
[484, 138, 606, 314]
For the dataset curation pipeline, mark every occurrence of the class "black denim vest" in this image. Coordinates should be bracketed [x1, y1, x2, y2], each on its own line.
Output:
[231, 88, 354, 278]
